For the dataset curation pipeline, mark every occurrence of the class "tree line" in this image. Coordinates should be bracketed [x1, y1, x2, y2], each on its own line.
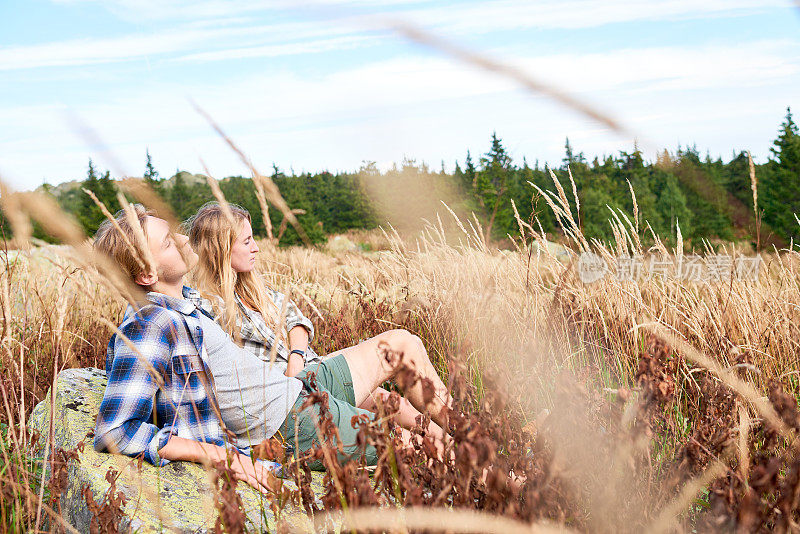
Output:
[4, 108, 800, 250]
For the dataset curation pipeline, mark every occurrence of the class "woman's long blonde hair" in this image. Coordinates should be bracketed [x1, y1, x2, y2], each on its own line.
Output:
[187, 202, 279, 340]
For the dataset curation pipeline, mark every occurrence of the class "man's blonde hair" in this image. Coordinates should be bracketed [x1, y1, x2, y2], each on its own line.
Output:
[93, 204, 154, 283]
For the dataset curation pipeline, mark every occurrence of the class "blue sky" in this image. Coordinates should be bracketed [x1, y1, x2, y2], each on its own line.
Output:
[1, 0, 798, 190]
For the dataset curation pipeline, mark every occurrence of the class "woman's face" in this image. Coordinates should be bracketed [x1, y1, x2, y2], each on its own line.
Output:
[230, 219, 259, 273]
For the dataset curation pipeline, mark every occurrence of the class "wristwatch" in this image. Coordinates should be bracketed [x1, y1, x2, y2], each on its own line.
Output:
[289, 349, 306, 361]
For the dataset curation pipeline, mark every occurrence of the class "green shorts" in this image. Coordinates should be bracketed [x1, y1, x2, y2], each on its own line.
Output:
[278, 353, 378, 470]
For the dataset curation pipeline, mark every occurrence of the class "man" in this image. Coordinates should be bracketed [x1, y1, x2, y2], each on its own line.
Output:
[93, 206, 451, 492]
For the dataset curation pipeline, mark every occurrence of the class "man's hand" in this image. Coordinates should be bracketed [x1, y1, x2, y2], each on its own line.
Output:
[158, 435, 276, 494]
[225, 453, 278, 494]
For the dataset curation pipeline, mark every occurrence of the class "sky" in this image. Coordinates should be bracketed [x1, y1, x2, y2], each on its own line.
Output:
[0, 0, 799, 190]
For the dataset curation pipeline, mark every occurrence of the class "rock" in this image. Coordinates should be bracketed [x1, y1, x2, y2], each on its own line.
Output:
[29, 367, 327, 533]
[326, 235, 359, 253]
[532, 239, 573, 261]
[1, 245, 72, 266]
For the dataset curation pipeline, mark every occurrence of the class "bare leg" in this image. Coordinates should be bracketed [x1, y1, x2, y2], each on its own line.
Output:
[359, 386, 445, 440]
[338, 329, 452, 430]
[346, 342, 522, 491]
[358, 387, 419, 428]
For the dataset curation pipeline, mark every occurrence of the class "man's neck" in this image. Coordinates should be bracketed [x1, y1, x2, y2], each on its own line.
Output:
[150, 281, 184, 300]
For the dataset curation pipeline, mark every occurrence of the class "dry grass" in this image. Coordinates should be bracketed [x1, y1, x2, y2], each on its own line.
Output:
[2, 166, 800, 532]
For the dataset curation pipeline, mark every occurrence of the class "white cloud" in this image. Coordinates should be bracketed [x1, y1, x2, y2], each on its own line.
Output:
[402, 0, 789, 35]
[49, 0, 432, 23]
[512, 39, 800, 94]
[0, 0, 787, 85]
[1, 35, 797, 190]
[0, 17, 364, 71]
[173, 34, 378, 63]
[0, 28, 223, 71]
[49, 0, 792, 31]
[16, 0, 789, 74]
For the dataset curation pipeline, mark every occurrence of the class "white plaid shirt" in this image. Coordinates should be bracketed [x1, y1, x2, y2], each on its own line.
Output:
[187, 288, 322, 372]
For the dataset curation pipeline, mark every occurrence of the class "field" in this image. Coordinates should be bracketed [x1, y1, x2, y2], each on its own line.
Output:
[2, 179, 800, 533]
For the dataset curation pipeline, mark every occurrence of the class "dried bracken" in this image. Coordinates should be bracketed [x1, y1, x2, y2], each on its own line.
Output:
[81, 468, 127, 534]
[4, 167, 800, 533]
[47, 445, 81, 518]
[211, 454, 247, 534]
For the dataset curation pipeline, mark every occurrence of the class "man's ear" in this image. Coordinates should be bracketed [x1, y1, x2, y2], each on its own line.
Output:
[134, 270, 158, 288]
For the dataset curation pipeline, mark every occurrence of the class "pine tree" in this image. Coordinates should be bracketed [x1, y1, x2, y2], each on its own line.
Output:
[655, 172, 692, 243]
[79, 159, 100, 234]
[143, 149, 162, 196]
[484, 132, 512, 172]
[144, 149, 159, 181]
[170, 172, 191, 220]
[462, 151, 476, 192]
[453, 161, 463, 181]
[771, 107, 800, 173]
[762, 108, 800, 242]
[563, 137, 574, 165]
[85, 158, 99, 192]
[359, 161, 379, 177]
[671, 153, 735, 241]
[562, 137, 586, 167]
[477, 132, 513, 238]
[79, 160, 119, 233]
[97, 170, 119, 210]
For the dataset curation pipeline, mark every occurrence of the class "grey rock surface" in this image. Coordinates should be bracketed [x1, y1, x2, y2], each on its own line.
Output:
[30, 367, 327, 533]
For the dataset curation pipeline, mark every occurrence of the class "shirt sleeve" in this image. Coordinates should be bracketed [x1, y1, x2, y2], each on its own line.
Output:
[94, 315, 175, 466]
[279, 291, 315, 342]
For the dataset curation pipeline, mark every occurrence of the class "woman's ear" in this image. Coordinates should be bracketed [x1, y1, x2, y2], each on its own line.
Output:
[134, 270, 158, 288]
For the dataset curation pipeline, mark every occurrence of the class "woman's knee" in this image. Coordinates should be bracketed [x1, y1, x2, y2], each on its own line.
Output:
[381, 329, 422, 349]
[377, 329, 425, 361]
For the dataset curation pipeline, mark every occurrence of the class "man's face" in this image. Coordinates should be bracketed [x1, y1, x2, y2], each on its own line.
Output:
[140, 216, 198, 287]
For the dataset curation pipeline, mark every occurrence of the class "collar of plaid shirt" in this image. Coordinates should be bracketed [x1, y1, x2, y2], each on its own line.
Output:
[144, 286, 209, 316]
[144, 287, 216, 358]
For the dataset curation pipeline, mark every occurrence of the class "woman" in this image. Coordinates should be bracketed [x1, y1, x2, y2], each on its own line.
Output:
[186, 202, 445, 441]
[187, 203, 321, 377]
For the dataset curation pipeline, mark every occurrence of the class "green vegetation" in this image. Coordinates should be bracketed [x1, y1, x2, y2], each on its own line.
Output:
[10, 108, 800, 249]
[3, 109, 800, 532]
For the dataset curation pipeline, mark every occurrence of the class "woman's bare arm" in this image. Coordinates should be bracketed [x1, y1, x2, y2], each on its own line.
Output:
[285, 325, 310, 377]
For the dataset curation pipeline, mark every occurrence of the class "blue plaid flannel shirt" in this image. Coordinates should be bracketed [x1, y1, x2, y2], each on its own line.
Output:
[94, 287, 229, 466]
